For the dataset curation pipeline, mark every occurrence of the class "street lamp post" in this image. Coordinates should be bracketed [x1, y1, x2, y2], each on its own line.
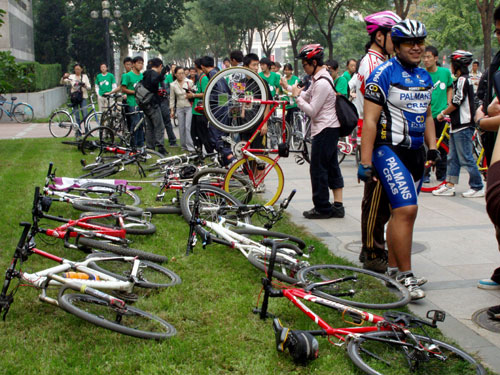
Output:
[91, 1, 121, 73]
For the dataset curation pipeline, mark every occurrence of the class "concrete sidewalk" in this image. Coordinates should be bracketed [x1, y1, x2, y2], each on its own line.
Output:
[0, 120, 51, 139]
[267, 154, 500, 373]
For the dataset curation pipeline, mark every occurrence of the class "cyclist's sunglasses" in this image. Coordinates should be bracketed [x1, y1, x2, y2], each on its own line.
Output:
[400, 39, 426, 48]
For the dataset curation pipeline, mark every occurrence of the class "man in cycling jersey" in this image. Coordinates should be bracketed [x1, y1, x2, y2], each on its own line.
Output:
[355, 11, 401, 272]
[358, 20, 439, 300]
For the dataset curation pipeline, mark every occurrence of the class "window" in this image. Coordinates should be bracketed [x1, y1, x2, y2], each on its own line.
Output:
[282, 31, 289, 41]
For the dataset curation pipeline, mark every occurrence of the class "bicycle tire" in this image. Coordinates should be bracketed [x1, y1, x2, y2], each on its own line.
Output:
[72, 198, 144, 217]
[137, 149, 165, 176]
[203, 67, 269, 133]
[267, 120, 291, 150]
[225, 155, 284, 206]
[79, 182, 141, 206]
[192, 167, 253, 204]
[13, 103, 34, 123]
[84, 111, 102, 132]
[77, 237, 167, 263]
[180, 184, 247, 224]
[58, 290, 175, 340]
[420, 165, 446, 193]
[301, 137, 312, 164]
[78, 212, 156, 235]
[0, 107, 3, 121]
[49, 110, 73, 138]
[80, 126, 116, 155]
[346, 331, 486, 375]
[232, 228, 306, 250]
[144, 205, 182, 215]
[296, 264, 410, 309]
[247, 246, 304, 284]
[61, 140, 83, 147]
[86, 253, 181, 288]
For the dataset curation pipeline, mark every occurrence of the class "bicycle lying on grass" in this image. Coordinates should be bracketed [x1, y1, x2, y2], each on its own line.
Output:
[254, 239, 485, 374]
[0, 222, 180, 339]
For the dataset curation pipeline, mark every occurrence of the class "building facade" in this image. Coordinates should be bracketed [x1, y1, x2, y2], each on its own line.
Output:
[0, 0, 35, 61]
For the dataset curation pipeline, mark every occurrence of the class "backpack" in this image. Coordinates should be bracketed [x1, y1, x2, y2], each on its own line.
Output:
[317, 76, 359, 137]
[135, 81, 154, 108]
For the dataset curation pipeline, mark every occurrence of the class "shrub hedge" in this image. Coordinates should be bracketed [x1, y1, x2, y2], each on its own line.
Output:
[5, 61, 61, 93]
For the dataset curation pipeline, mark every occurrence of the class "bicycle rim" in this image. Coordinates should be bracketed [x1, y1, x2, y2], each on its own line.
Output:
[346, 331, 486, 375]
[81, 126, 116, 155]
[193, 167, 253, 204]
[84, 111, 102, 132]
[225, 155, 284, 206]
[296, 264, 410, 309]
[203, 67, 268, 133]
[49, 110, 73, 138]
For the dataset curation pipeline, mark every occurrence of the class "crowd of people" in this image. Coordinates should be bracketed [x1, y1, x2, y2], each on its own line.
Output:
[58, 7, 500, 318]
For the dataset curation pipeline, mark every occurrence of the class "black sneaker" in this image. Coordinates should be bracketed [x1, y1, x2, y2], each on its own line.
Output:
[157, 146, 168, 156]
[303, 208, 331, 219]
[362, 250, 388, 273]
[331, 204, 345, 218]
[487, 305, 500, 320]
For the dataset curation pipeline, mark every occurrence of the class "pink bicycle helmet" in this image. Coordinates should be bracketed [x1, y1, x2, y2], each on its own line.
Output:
[364, 11, 401, 34]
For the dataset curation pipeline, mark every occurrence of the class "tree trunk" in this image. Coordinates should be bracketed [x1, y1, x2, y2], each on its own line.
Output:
[394, 0, 413, 19]
[476, 0, 495, 67]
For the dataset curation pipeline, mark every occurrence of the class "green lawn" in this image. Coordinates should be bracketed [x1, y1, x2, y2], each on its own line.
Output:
[0, 138, 489, 375]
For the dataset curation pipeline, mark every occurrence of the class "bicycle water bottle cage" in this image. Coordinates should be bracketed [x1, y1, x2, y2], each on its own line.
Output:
[278, 143, 289, 157]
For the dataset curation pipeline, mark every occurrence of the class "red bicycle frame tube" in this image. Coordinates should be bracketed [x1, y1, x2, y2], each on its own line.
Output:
[44, 212, 126, 239]
[31, 248, 63, 263]
[282, 288, 389, 341]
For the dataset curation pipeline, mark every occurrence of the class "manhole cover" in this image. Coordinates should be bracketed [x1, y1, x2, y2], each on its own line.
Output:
[344, 241, 427, 255]
[472, 308, 500, 333]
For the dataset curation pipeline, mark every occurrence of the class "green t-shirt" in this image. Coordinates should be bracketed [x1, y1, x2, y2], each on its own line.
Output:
[259, 71, 281, 98]
[282, 75, 299, 109]
[165, 74, 174, 85]
[342, 71, 352, 82]
[192, 74, 209, 116]
[121, 70, 143, 107]
[428, 66, 453, 119]
[334, 75, 349, 97]
[95, 72, 116, 96]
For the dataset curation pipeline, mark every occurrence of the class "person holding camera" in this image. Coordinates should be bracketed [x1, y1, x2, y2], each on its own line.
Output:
[169, 66, 195, 152]
[60, 63, 91, 138]
[141, 58, 169, 155]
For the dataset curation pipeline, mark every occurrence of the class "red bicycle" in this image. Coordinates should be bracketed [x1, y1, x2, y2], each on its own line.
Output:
[31, 187, 166, 263]
[255, 239, 485, 374]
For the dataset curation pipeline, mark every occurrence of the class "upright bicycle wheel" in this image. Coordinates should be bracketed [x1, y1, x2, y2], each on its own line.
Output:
[79, 182, 141, 206]
[13, 103, 34, 123]
[86, 253, 181, 288]
[84, 111, 102, 132]
[267, 120, 291, 149]
[80, 126, 116, 155]
[297, 264, 410, 309]
[49, 110, 74, 138]
[58, 289, 176, 340]
[225, 155, 284, 206]
[192, 167, 253, 204]
[180, 184, 248, 224]
[346, 331, 486, 375]
[203, 67, 269, 133]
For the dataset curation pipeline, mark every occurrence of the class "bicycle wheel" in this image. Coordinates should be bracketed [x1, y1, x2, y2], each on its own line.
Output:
[420, 165, 446, 193]
[144, 205, 182, 215]
[78, 164, 122, 179]
[79, 182, 141, 206]
[232, 228, 306, 250]
[72, 198, 144, 217]
[137, 149, 165, 176]
[203, 67, 269, 133]
[79, 212, 155, 235]
[0, 107, 3, 121]
[337, 137, 348, 164]
[84, 111, 102, 132]
[81, 126, 116, 155]
[86, 253, 181, 288]
[346, 331, 486, 375]
[49, 110, 73, 138]
[13, 103, 34, 123]
[180, 184, 248, 224]
[192, 167, 253, 204]
[225, 155, 284, 206]
[58, 290, 175, 340]
[296, 264, 410, 309]
[77, 237, 167, 263]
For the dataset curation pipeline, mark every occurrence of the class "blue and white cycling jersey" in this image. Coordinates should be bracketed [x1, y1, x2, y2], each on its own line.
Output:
[364, 57, 433, 150]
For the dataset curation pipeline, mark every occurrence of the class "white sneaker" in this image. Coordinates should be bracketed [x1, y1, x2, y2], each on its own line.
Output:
[401, 275, 426, 300]
[462, 188, 485, 198]
[432, 185, 455, 196]
[396, 273, 427, 287]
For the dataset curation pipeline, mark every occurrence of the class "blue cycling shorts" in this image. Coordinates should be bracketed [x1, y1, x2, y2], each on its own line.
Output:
[372, 145, 424, 209]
